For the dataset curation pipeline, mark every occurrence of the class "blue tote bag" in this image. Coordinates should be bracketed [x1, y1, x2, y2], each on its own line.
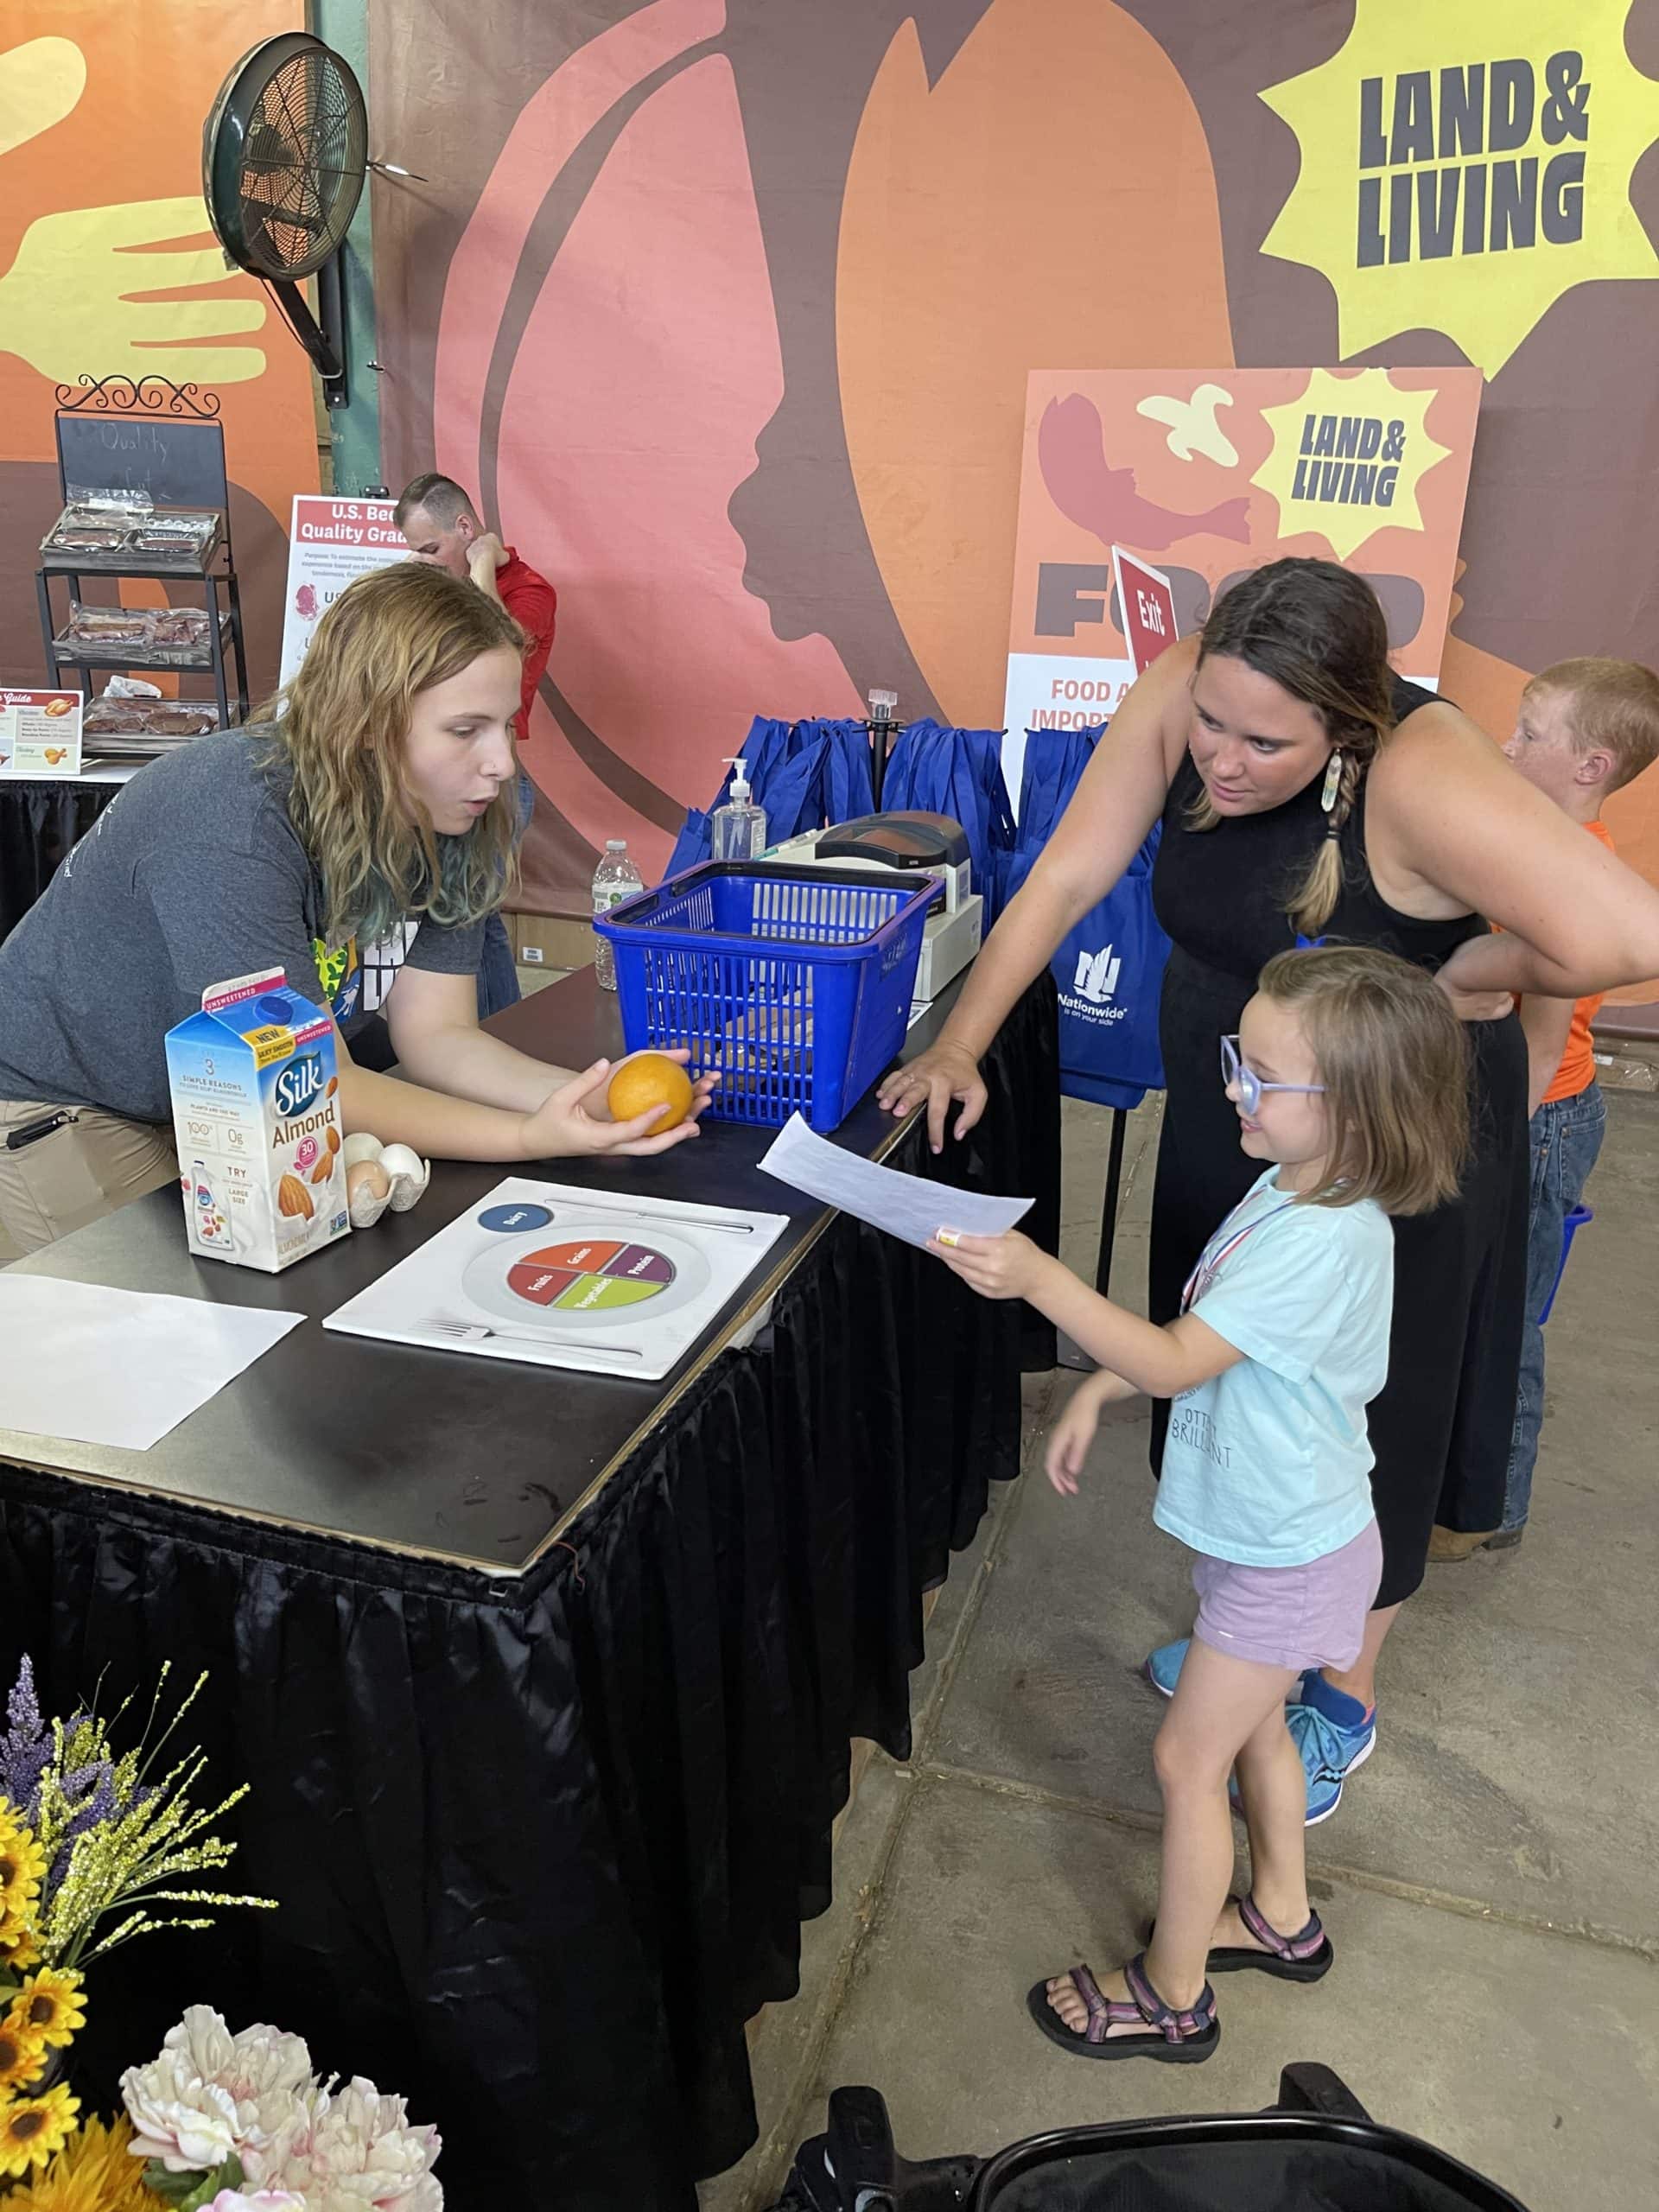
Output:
[796, 717, 876, 827]
[1005, 725, 1171, 1109]
[662, 715, 879, 880]
[663, 714, 796, 877]
[882, 720, 1016, 924]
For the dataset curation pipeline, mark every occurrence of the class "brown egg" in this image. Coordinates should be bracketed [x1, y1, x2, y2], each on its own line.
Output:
[346, 1159, 391, 1205]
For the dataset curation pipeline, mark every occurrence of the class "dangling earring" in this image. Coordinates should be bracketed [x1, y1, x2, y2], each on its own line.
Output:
[1320, 750, 1344, 814]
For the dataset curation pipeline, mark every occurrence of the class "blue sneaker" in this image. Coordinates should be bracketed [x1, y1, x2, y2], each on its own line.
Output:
[1142, 1637, 1189, 1698]
[1284, 1673, 1376, 1827]
[1143, 1641, 1308, 1709]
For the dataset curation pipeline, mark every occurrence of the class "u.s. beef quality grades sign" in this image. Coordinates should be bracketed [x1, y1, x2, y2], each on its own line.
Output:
[278, 497, 409, 684]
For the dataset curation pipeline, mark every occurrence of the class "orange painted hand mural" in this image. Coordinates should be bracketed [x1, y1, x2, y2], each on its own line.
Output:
[0, 39, 267, 386]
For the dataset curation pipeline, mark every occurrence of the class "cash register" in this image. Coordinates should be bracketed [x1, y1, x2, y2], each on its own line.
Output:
[761, 810, 982, 1001]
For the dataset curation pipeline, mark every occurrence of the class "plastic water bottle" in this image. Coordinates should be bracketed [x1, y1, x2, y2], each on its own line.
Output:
[592, 839, 643, 991]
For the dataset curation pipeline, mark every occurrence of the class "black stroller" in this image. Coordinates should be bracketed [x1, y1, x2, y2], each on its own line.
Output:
[768, 2068, 1530, 2210]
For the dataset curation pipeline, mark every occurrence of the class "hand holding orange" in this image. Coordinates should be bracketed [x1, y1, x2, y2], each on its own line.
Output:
[606, 1050, 696, 1132]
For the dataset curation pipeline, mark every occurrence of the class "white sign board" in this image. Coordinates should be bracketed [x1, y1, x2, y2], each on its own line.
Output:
[278, 496, 407, 684]
[324, 1179, 791, 1383]
[0, 689, 83, 777]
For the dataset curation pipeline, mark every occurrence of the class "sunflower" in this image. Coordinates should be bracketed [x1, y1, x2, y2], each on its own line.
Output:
[3, 2113, 155, 2210]
[0, 2014, 48, 2094]
[0, 2083, 80, 2180]
[6, 1971, 86, 2052]
[0, 1923, 43, 1974]
[0, 1802, 47, 1925]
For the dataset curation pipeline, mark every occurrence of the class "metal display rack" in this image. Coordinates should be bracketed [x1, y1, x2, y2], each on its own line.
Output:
[33, 378, 251, 737]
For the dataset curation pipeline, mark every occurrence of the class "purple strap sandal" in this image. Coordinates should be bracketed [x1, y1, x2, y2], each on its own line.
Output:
[1205, 1891, 1333, 1981]
[1026, 1951, 1219, 2063]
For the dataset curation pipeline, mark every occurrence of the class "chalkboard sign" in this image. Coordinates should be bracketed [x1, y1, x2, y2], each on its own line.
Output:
[55, 415, 229, 512]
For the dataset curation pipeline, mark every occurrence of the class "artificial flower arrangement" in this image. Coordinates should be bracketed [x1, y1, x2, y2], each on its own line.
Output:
[0, 1661, 442, 2209]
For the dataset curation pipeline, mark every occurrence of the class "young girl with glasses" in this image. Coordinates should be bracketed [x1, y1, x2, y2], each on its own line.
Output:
[929, 945, 1468, 2063]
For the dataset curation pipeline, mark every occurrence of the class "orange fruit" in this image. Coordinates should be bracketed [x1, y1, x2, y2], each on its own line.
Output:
[607, 1051, 694, 1132]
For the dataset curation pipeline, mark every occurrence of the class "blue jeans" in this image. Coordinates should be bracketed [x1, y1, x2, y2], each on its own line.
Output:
[1503, 1081, 1606, 1532]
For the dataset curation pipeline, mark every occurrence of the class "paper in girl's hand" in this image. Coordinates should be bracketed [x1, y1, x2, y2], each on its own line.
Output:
[759, 1112, 1032, 1251]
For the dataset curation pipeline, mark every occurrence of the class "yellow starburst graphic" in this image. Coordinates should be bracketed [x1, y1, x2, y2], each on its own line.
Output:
[1261, 3, 1659, 375]
[1251, 370, 1452, 559]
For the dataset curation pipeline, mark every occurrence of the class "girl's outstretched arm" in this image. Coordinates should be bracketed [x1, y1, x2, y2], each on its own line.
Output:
[930, 1230, 1243, 1396]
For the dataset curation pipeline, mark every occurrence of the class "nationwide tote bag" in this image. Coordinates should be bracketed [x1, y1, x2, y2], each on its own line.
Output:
[1003, 724, 1170, 1109]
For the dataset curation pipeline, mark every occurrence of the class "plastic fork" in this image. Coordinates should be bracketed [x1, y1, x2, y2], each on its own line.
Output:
[534, 1197, 755, 1236]
[427, 1318, 644, 1359]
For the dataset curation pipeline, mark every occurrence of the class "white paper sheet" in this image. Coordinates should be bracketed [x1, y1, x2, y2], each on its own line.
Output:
[759, 1112, 1032, 1251]
[0, 1277, 302, 1452]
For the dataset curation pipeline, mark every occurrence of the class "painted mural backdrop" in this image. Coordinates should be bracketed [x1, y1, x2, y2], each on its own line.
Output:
[371, 0, 1659, 988]
[0, 3, 320, 698]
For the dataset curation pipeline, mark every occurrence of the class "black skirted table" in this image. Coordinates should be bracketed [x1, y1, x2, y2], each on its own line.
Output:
[0, 770, 130, 944]
[0, 969, 1058, 2211]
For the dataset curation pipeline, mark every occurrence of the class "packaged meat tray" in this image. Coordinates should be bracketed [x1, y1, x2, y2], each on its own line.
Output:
[43, 522, 134, 556]
[144, 703, 219, 735]
[82, 696, 221, 749]
[130, 512, 220, 559]
[149, 607, 217, 653]
[82, 698, 154, 735]
[41, 499, 149, 556]
[41, 501, 223, 567]
[60, 604, 156, 649]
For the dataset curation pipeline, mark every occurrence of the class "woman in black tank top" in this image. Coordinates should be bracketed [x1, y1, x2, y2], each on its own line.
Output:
[1151, 671, 1529, 1612]
[884, 555, 1659, 1748]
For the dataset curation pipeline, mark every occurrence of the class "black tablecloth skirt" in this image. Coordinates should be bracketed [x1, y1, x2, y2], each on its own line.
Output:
[0, 976, 1058, 2212]
[0, 780, 122, 943]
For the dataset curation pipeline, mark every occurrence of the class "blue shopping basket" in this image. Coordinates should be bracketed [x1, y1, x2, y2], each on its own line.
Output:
[1539, 1201, 1592, 1326]
[593, 862, 935, 1132]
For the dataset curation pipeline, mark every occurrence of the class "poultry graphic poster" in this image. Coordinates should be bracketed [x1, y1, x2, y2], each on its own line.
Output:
[1001, 365, 1482, 798]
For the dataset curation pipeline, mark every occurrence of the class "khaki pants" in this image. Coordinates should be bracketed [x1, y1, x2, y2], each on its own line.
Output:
[0, 1100, 178, 1259]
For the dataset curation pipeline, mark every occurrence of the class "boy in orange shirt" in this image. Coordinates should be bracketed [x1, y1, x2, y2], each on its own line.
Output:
[1440, 659, 1659, 1556]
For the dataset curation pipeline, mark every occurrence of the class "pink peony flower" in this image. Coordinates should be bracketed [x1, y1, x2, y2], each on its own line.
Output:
[204, 2195, 306, 2211]
[121, 2007, 315, 2175]
[246, 2075, 442, 2210]
[125, 2011, 442, 2210]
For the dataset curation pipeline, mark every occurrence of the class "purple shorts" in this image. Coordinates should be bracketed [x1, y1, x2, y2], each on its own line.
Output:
[1191, 1521, 1383, 1675]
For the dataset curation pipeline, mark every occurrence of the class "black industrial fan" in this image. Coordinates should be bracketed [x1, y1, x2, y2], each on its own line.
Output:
[202, 32, 369, 405]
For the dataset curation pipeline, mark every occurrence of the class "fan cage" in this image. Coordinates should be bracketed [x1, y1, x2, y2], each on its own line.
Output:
[213, 40, 367, 281]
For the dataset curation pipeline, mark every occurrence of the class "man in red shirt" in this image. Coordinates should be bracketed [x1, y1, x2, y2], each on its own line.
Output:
[396, 474, 556, 735]
[397, 474, 558, 1013]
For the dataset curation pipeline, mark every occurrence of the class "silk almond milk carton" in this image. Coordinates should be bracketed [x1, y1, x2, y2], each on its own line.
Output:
[165, 967, 350, 1271]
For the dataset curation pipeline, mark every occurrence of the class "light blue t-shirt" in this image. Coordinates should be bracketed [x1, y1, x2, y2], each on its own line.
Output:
[1155, 1168, 1393, 1569]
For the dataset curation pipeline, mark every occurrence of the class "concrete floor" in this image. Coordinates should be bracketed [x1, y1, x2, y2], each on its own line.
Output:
[702, 1087, 1659, 2212]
